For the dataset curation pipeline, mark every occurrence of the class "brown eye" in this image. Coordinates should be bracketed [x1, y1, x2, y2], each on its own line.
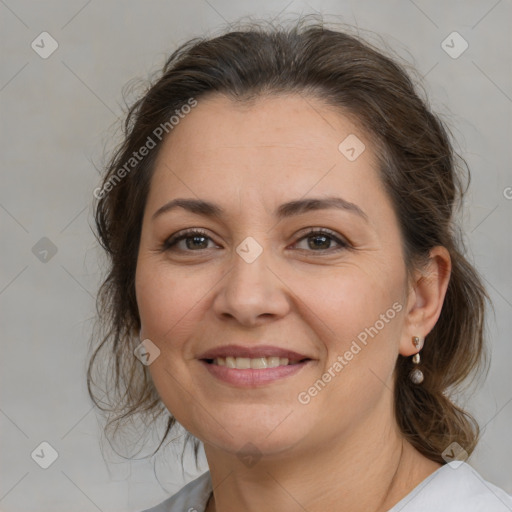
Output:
[162, 229, 217, 252]
[293, 228, 349, 253]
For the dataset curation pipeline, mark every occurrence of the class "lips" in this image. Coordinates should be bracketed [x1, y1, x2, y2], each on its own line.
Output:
[197, 344, 312, 362]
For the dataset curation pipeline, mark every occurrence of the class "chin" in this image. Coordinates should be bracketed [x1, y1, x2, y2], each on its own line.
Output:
[204, 432, 303, 460]
[197, 413, 310, 458]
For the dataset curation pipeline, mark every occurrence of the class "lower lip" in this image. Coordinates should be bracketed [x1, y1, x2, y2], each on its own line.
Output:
[199, 360, 312, 387]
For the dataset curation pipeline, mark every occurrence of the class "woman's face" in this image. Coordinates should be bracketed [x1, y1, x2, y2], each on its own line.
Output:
[135, 93, 413, 458]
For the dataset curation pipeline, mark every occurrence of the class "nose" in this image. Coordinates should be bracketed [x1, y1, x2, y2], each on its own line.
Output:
[211, 242, 291, 327]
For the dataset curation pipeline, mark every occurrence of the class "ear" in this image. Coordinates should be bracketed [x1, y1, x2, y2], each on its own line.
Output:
[399, 246, 452, 357]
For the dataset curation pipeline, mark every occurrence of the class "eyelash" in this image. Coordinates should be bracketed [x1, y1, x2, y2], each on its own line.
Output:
[160, 227, 350, 254]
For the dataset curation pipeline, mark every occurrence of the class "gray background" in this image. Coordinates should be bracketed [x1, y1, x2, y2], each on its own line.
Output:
[1, 1, 511, 511]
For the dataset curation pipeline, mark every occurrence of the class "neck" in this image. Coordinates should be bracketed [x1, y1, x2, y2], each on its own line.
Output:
[203, 399, 441, 512]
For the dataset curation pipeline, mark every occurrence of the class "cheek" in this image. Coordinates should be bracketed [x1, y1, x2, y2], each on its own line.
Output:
[135, 259, 204, 341]
[312, 266, 404, 377]
[305, 280, 403, 429]
[134, 262, 207, 424]
[307, 261, 401, 330]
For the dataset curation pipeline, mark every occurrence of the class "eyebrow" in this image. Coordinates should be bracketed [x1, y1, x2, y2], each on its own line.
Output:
[151, 196, 368, 223]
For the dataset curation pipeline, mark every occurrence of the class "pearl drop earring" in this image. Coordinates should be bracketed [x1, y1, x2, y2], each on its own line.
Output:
[409, 336, 424, 384]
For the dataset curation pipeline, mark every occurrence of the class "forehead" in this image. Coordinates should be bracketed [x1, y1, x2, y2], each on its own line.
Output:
[156, 93, 372, 162]
[148, 93, 386, 219]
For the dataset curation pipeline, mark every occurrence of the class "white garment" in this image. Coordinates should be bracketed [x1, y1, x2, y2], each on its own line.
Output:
[140, 462, 512, 511]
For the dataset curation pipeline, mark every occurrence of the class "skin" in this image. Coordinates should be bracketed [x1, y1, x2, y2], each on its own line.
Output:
[135, 93, 451, 512]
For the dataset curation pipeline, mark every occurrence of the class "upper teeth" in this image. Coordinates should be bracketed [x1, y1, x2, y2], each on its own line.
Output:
[213, 356, 301, 369]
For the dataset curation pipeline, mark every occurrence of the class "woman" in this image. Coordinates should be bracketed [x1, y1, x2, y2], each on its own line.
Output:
[88, 16, 512, 512]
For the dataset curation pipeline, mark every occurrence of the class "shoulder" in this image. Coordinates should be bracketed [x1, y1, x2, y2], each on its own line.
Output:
[389, 462, 512, 511]
[139, 471, 212, 512]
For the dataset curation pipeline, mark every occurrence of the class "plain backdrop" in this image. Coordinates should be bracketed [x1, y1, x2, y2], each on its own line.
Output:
[1, 1, 511, 511]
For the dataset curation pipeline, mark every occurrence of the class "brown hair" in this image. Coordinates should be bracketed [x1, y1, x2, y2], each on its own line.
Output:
[88, 15, 490, 469]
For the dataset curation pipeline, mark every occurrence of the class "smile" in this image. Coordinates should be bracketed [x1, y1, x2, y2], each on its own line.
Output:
[205, 356, 309, 369]
[200, 358, 313, 387]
